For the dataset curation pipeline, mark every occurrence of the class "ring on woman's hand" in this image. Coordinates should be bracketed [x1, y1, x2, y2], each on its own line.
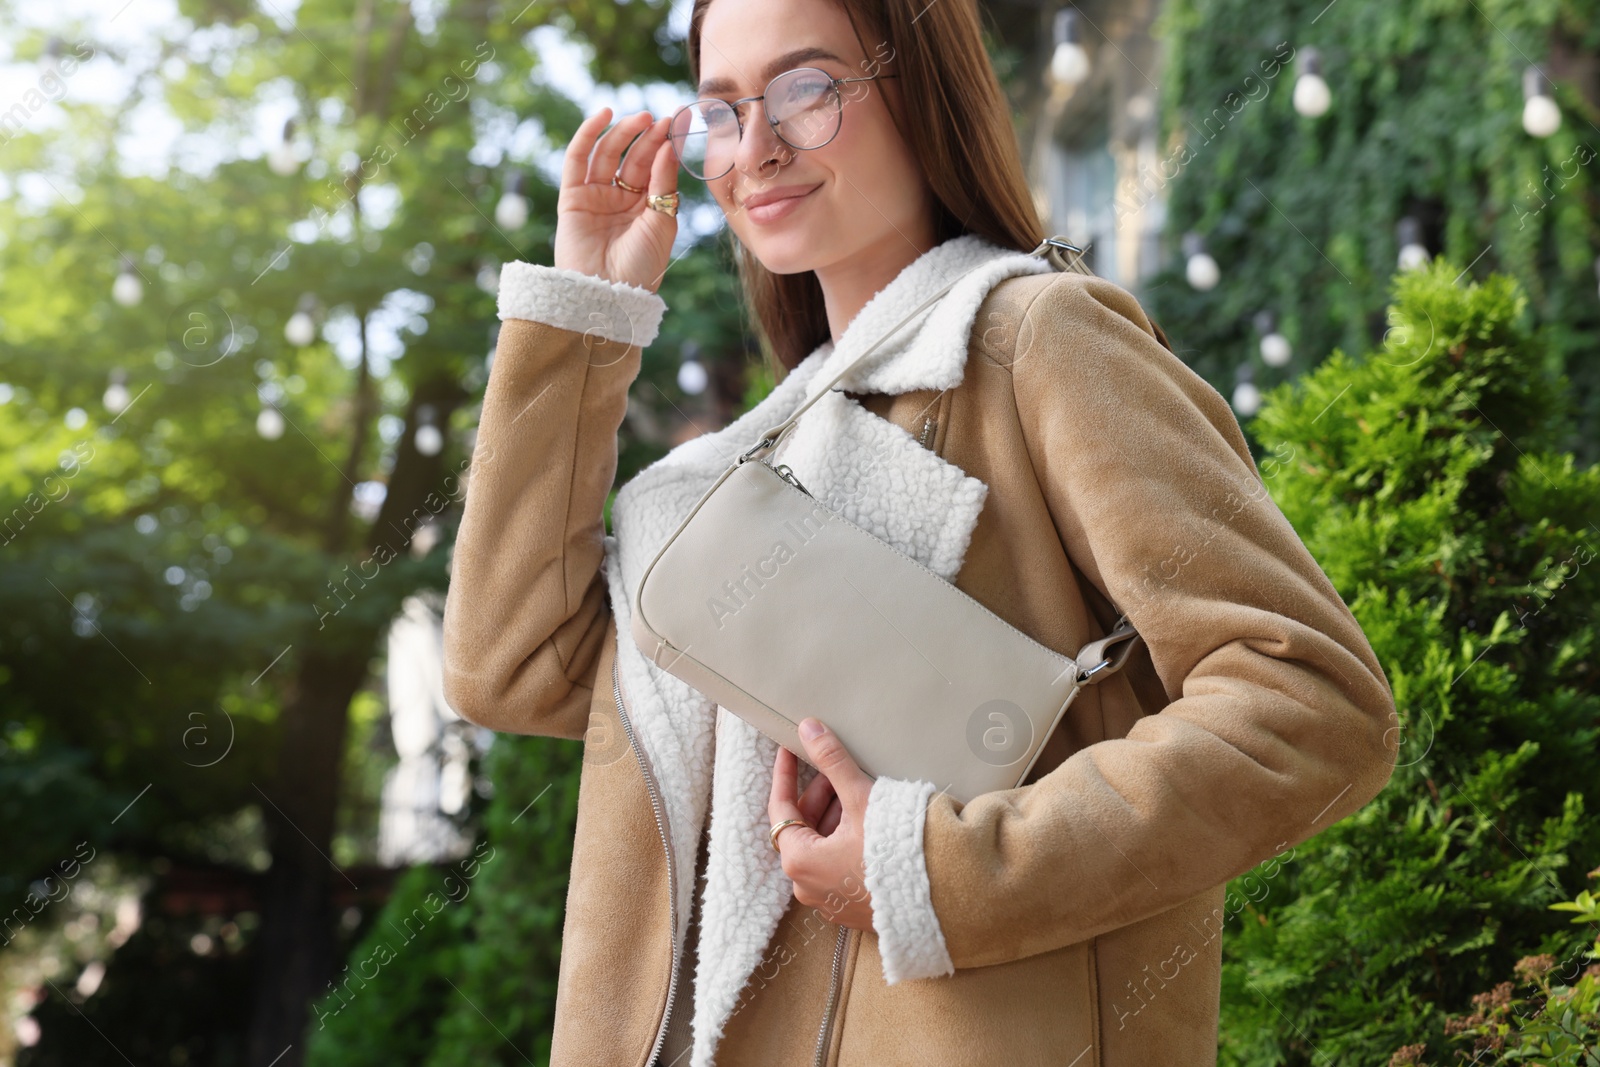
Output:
[612, 175, 645, 193]
[646, 192, 679, 217]
[769, 817, 809, 855]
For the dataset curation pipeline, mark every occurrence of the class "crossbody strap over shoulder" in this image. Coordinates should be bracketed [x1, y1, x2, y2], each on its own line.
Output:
[736, 237, 1093, 468]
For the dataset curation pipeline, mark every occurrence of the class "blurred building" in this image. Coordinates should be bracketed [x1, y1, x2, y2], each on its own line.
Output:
[1031, 0, 1171, 294]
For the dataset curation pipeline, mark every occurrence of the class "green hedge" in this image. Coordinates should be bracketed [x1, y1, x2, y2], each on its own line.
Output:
[1216, 258, 1600, 1065]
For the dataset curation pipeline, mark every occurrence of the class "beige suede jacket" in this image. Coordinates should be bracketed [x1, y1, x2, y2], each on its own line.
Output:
[441, 239, 1398, 1067]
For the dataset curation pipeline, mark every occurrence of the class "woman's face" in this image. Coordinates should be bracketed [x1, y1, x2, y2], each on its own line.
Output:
[691, 0, 932, 277]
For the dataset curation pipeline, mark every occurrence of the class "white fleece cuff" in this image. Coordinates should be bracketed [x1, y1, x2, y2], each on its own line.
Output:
[495, 261, 667, 349]
[862, 775, 955, 984]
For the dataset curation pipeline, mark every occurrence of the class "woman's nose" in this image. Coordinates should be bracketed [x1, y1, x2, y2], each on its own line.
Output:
[731, 99, 795, 185]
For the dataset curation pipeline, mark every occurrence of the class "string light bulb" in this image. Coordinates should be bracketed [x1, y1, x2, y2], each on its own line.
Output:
[257, 381, 286, 439]
[1050, 9, 1091, 87]
[476, 260, 499, 295]
[1292, 46, 1332, 118]
[1232, 364, 1260, 417]
[284, 293, 317, 347]
[256, 405, 284, 440]
[494, 169, 529, 230]
[1397, 216, 1429, 270]
[268, 117, 300, 176]
[1522, 65, 1561, 138]
[414, 404, 444, 457]
[103, 368, 130, 414]
[1183, 231, 1220, 290]
[1255, 311, 1292, 367]
[678, 340, 707, 395]
[112, 255, 143, 307]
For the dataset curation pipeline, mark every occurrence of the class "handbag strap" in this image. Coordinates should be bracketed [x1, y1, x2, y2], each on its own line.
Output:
[1074, 613, 1142, 685]
[737, 236, 1091, 466]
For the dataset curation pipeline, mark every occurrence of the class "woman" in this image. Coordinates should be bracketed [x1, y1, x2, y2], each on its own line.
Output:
[441, 0, 1398, 1063]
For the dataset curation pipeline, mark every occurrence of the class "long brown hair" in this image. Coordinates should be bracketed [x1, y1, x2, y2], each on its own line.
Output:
[685, 0, 1045, 375]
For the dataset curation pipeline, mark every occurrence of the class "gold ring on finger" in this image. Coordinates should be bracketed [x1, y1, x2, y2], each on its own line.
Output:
[647, 192, 679, 217]
[613, 175, 645, 193]
[769, 817, 809, 855]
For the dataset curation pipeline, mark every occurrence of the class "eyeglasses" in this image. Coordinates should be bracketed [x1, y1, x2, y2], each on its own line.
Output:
[668, 66, 900, 181]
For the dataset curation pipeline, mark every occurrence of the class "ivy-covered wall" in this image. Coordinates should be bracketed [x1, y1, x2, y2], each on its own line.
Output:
[1142, 0, 1600, 464]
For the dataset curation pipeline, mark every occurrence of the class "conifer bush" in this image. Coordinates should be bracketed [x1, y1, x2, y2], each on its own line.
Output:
[1217, 258, 1600, 1065]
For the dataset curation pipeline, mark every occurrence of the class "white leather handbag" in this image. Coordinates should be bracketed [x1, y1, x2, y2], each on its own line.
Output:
[630, 237, 1143, 804]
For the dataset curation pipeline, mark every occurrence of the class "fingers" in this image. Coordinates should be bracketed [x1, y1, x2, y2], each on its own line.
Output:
[655, 117, 680, 193]
[615, 114, 670, 196]
[770, 746, 828, 858]
[795, 719, 872, 803]
[798, 769, 836, 827]
[770, 743, 799, 818]
[818, 795, 843, 836]
[561, 106, 613, 192]
[586, 109, 655, 187]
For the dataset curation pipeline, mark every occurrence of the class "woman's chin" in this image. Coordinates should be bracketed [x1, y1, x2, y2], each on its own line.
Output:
[738, 232, 819, 277]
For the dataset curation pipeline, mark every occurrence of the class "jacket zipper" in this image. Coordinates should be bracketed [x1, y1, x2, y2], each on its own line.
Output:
[811, 925, 852, 1067]
[916, 415, 937, 449]
[612, 653, 682, 1067]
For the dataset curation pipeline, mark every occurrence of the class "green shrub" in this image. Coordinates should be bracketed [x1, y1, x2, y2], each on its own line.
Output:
[1216, 258, 1600, 1066]
[1386, 870, 1600, 1065]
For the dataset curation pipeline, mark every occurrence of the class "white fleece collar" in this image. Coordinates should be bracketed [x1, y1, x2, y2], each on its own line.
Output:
[803, 232, 1057, 399]
[600, 232, 1056, 1067]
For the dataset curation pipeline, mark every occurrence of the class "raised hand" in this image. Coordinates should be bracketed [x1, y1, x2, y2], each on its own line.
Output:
[552, 106, 679, 294]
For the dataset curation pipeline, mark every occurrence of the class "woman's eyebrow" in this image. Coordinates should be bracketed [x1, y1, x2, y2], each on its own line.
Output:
[696, 46, 846, 96]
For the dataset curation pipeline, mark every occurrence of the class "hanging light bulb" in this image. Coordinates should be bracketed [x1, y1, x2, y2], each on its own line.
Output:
[112, 254, 143, 307]
[1050, 8, 1091, 87]
[284, 293, 317, 346]
[268, 117, 300, 176]
[1397, 216, 1429, 270]
[1232, 364, 1261, 417]
[476, 260, 499, 294]
[1522, 65, 1561, 139]
[102, 368, 130, 414]
[678, 341, 707, 395]
[1254, 311, 1292, 367]
[257, 382, 285, 439]
[414, 404, 444, 456]
[257, 405, 285, 440]
[1182, 232, 1220, 291]
[1292, 46, 1332, 118]
[494, 169, 529, 230]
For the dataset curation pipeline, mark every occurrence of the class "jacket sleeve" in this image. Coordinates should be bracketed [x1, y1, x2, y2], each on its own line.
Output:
[871, 271, 1398, 979]
[441, 262, 666, 740]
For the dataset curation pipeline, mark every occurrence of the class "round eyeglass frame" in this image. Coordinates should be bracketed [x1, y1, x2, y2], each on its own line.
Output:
[668, 66, 901, 181]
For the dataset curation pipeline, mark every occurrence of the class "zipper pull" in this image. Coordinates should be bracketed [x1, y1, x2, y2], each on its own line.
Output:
[771, 462, 812, 496]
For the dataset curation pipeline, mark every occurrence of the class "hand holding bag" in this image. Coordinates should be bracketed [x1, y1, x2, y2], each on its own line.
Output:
[630, 237, 1142, 805]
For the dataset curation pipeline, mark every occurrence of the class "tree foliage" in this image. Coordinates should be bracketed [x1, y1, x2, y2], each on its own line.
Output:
[0, 0, 741, 1060]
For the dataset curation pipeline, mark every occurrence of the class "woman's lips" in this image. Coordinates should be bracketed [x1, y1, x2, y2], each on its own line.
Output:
[744, 184, 819, 224]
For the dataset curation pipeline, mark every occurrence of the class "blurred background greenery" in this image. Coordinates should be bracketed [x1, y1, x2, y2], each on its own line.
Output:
[0, 0, 1596, 1065]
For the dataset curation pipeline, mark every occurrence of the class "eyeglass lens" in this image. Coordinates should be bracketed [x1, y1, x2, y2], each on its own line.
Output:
[669, 67, 842, 180]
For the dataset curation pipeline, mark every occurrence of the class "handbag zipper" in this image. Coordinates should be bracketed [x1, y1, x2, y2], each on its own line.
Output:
[770, 462, 812, 497]
[612, 653, 682, 1067]
[811, 925, 852, 1067]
